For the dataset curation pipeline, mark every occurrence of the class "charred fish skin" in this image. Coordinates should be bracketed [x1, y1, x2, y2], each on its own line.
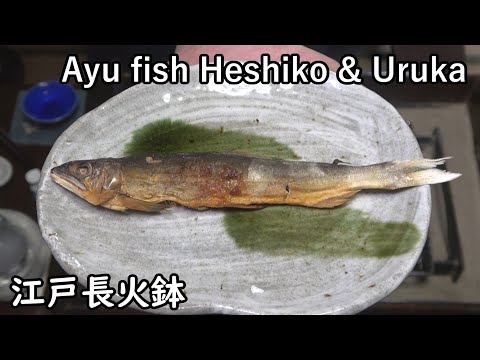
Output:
[112, 153, 461, 209]
[116, 153, 341, 208]
[119, 153, 257, 208]
[50, 152, 461, 213]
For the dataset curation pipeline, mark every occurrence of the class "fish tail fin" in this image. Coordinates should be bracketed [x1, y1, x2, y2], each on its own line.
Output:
[379, 157, 461, 189]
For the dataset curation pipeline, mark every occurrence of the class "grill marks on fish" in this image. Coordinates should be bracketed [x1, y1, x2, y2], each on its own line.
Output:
[120, 154, 251, 209]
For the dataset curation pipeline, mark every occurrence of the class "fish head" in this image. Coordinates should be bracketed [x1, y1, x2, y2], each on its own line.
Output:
[50, 159, 122, 206]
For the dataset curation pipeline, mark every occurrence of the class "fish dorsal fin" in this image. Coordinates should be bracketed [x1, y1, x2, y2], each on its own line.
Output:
[116, 195, 173, 213]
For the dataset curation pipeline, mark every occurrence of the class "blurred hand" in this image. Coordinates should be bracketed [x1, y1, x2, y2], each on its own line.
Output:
[175, 45, 340, 72]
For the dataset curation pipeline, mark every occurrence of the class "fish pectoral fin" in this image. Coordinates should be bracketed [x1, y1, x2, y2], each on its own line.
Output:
[116, 195, 174, 213]
[191, 205, 264, 211]
[232, 204, 266, 210]
[307, 190, 360, 209]
[245, 205, 265, 210]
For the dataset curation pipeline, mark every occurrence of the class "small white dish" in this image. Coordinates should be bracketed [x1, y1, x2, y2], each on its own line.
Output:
[0, 156, 13, 187]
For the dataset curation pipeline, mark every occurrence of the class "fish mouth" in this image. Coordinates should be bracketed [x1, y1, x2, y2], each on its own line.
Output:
[50, 165, 87, 195]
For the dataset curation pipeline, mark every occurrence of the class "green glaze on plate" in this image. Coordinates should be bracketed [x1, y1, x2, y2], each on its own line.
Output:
[125, 118, 420, 258]
[124, 118, 299, 160]
[224, 207, 420, 258]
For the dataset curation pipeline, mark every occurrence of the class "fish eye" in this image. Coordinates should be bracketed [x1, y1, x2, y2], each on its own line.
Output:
[75, 163, 92, 177]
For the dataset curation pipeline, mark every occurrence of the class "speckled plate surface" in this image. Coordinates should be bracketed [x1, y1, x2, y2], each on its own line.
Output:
[37, 67, 429, 315]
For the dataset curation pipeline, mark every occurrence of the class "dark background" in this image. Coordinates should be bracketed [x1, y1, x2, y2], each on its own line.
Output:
[1, 45, 479, 315]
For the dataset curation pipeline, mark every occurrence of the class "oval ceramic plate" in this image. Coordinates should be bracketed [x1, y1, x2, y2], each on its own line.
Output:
[37, 66, 429, 315]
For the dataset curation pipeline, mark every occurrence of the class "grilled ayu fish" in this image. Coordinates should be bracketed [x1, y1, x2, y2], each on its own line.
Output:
[50, 152, 461, 213]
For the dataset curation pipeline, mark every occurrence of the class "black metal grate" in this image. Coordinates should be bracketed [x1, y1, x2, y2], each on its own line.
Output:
[410, 128, 464, 282]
